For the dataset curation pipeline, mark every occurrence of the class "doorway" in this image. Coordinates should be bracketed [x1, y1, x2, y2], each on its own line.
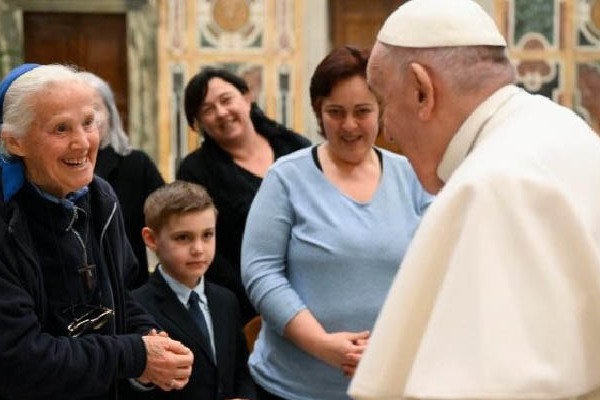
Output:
[329, 0, 406, 154]
[23, 12, 129, 129]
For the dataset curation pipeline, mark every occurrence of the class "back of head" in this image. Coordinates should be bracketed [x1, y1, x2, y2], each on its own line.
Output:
[184, 67, 249, 132]
[309, 46, 370, 134]
[78, 71, 131, 156]
[144, 180, 216, 233]
[1, 64, 82, 158]
[375, 0, 514, 94]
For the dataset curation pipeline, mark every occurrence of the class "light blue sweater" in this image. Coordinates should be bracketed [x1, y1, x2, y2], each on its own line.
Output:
[241, 146, 432, 400]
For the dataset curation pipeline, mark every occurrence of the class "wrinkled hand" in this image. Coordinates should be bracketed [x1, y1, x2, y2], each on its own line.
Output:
[313, 331, 369, 372]
[138, 334, 194, 391]
[148, 328, 169, 337]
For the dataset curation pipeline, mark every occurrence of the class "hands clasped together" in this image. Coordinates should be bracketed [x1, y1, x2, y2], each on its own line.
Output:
[284, 310, 369, 379]
[138, 330, 194, 391]
[314, 330, 369, 378]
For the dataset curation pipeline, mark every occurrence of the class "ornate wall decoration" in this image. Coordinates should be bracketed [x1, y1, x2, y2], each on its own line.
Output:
[575, 61, 600, 131]
[168, 0, 186, 52]
[510, 0, 559, 48]
[276, 0, 294, 52]
[498, 0, 600, 134]
[576, 0, 600, 48]
[197, 0, 265, 50]
[0, 2, 21, 78]
[516, 59, 562, 101]
[170, 63, 187, 170]
[126, 0, 159, 156]
[276, 64, 292, 127]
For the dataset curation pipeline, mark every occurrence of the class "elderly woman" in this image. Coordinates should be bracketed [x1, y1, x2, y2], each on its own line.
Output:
[0, 64, 192, 400]
[177, 67, 310, 323]
[79, 72, 165, 289]
[241, 47, 433, 400]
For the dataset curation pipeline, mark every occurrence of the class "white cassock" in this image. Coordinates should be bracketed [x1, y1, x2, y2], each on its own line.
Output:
[349, 86, 600, 400]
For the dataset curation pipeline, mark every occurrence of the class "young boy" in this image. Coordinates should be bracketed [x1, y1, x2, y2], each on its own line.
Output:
[132, 181, 255, 400]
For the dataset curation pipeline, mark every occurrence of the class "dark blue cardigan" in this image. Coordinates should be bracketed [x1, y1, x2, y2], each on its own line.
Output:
[0, 173, 157, 400]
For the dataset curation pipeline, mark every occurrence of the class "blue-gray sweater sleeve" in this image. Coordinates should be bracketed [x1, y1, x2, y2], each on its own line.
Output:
[241, 168, 306, 335]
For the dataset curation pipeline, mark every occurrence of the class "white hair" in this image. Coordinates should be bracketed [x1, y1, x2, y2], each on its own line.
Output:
[0, 64, 83, 158]
[378, 44, 516, 95]
[78, 71, 131, 156]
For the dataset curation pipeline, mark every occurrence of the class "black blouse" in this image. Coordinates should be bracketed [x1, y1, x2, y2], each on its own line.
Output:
[177, 106, 310, 322]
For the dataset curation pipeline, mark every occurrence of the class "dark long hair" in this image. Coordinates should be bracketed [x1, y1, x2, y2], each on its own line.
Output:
[183, 66, 297, 141]
[184, 67, 249, 131]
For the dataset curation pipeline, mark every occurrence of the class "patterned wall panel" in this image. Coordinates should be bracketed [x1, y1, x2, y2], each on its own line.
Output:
[511, 0, 559, 48]
[168, 0, 187, 52]
[576, 0, 600, 48]
[0, 2, 22, 78]
[516, 60, 563, 102]
[276, 64, 293, 127]
[276, 0, 294, 52]
[496, 0, 600, 134]
[170, 63, 187, 169]
[197, 0, 265, 50]
[575, 61, 600, 131]
[158, 0, 306, 178]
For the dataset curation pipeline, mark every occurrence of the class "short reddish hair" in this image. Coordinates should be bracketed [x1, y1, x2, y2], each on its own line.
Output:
[309, 46, 371, 136]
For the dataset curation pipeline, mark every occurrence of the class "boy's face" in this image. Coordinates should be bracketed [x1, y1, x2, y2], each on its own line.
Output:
[143, 209, 216, 288]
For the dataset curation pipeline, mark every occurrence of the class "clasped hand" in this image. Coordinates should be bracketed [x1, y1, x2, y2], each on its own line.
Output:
[316, 331, 369, 378]
[138, 330, 194, 391]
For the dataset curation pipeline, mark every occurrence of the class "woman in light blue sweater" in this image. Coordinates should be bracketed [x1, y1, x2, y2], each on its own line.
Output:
[241, 46, 433, 400]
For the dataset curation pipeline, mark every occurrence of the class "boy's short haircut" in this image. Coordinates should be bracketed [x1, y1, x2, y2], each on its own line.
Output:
[144, 180, 217, 232]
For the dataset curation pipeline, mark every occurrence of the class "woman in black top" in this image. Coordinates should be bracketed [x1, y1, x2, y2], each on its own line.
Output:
[177, 67, 310, 323]
[80, 72, 165, 289]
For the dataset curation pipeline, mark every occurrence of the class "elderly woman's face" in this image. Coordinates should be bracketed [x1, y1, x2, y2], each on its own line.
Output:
[197, 77, 253, 145]
[7, 81, 99, 197]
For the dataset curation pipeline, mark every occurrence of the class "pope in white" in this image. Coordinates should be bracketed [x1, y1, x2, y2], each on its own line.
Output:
[349, 0, 600, 400]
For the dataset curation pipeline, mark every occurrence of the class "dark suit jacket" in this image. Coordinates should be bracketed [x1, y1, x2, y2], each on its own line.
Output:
[132, 271, 256, 400]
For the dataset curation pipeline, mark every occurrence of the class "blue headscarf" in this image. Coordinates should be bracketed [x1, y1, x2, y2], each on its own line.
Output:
[0, 63, 40, 203]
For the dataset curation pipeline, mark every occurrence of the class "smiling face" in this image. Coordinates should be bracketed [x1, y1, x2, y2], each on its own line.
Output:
[145, 209, 216, 289]
[197, 77, 253, 146]
[320, 75, 379, 164]
[5, 80, 99, 198]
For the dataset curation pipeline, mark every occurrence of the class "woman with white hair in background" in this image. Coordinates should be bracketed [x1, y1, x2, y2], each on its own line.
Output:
[0, 64, 193, 400]
[80, 71, 164, 289]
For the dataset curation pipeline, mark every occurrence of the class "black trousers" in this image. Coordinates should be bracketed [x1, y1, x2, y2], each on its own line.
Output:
[256, 383, 288, 400]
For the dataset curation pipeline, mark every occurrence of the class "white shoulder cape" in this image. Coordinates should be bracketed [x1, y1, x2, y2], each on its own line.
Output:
[349, 91, 600, 400]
